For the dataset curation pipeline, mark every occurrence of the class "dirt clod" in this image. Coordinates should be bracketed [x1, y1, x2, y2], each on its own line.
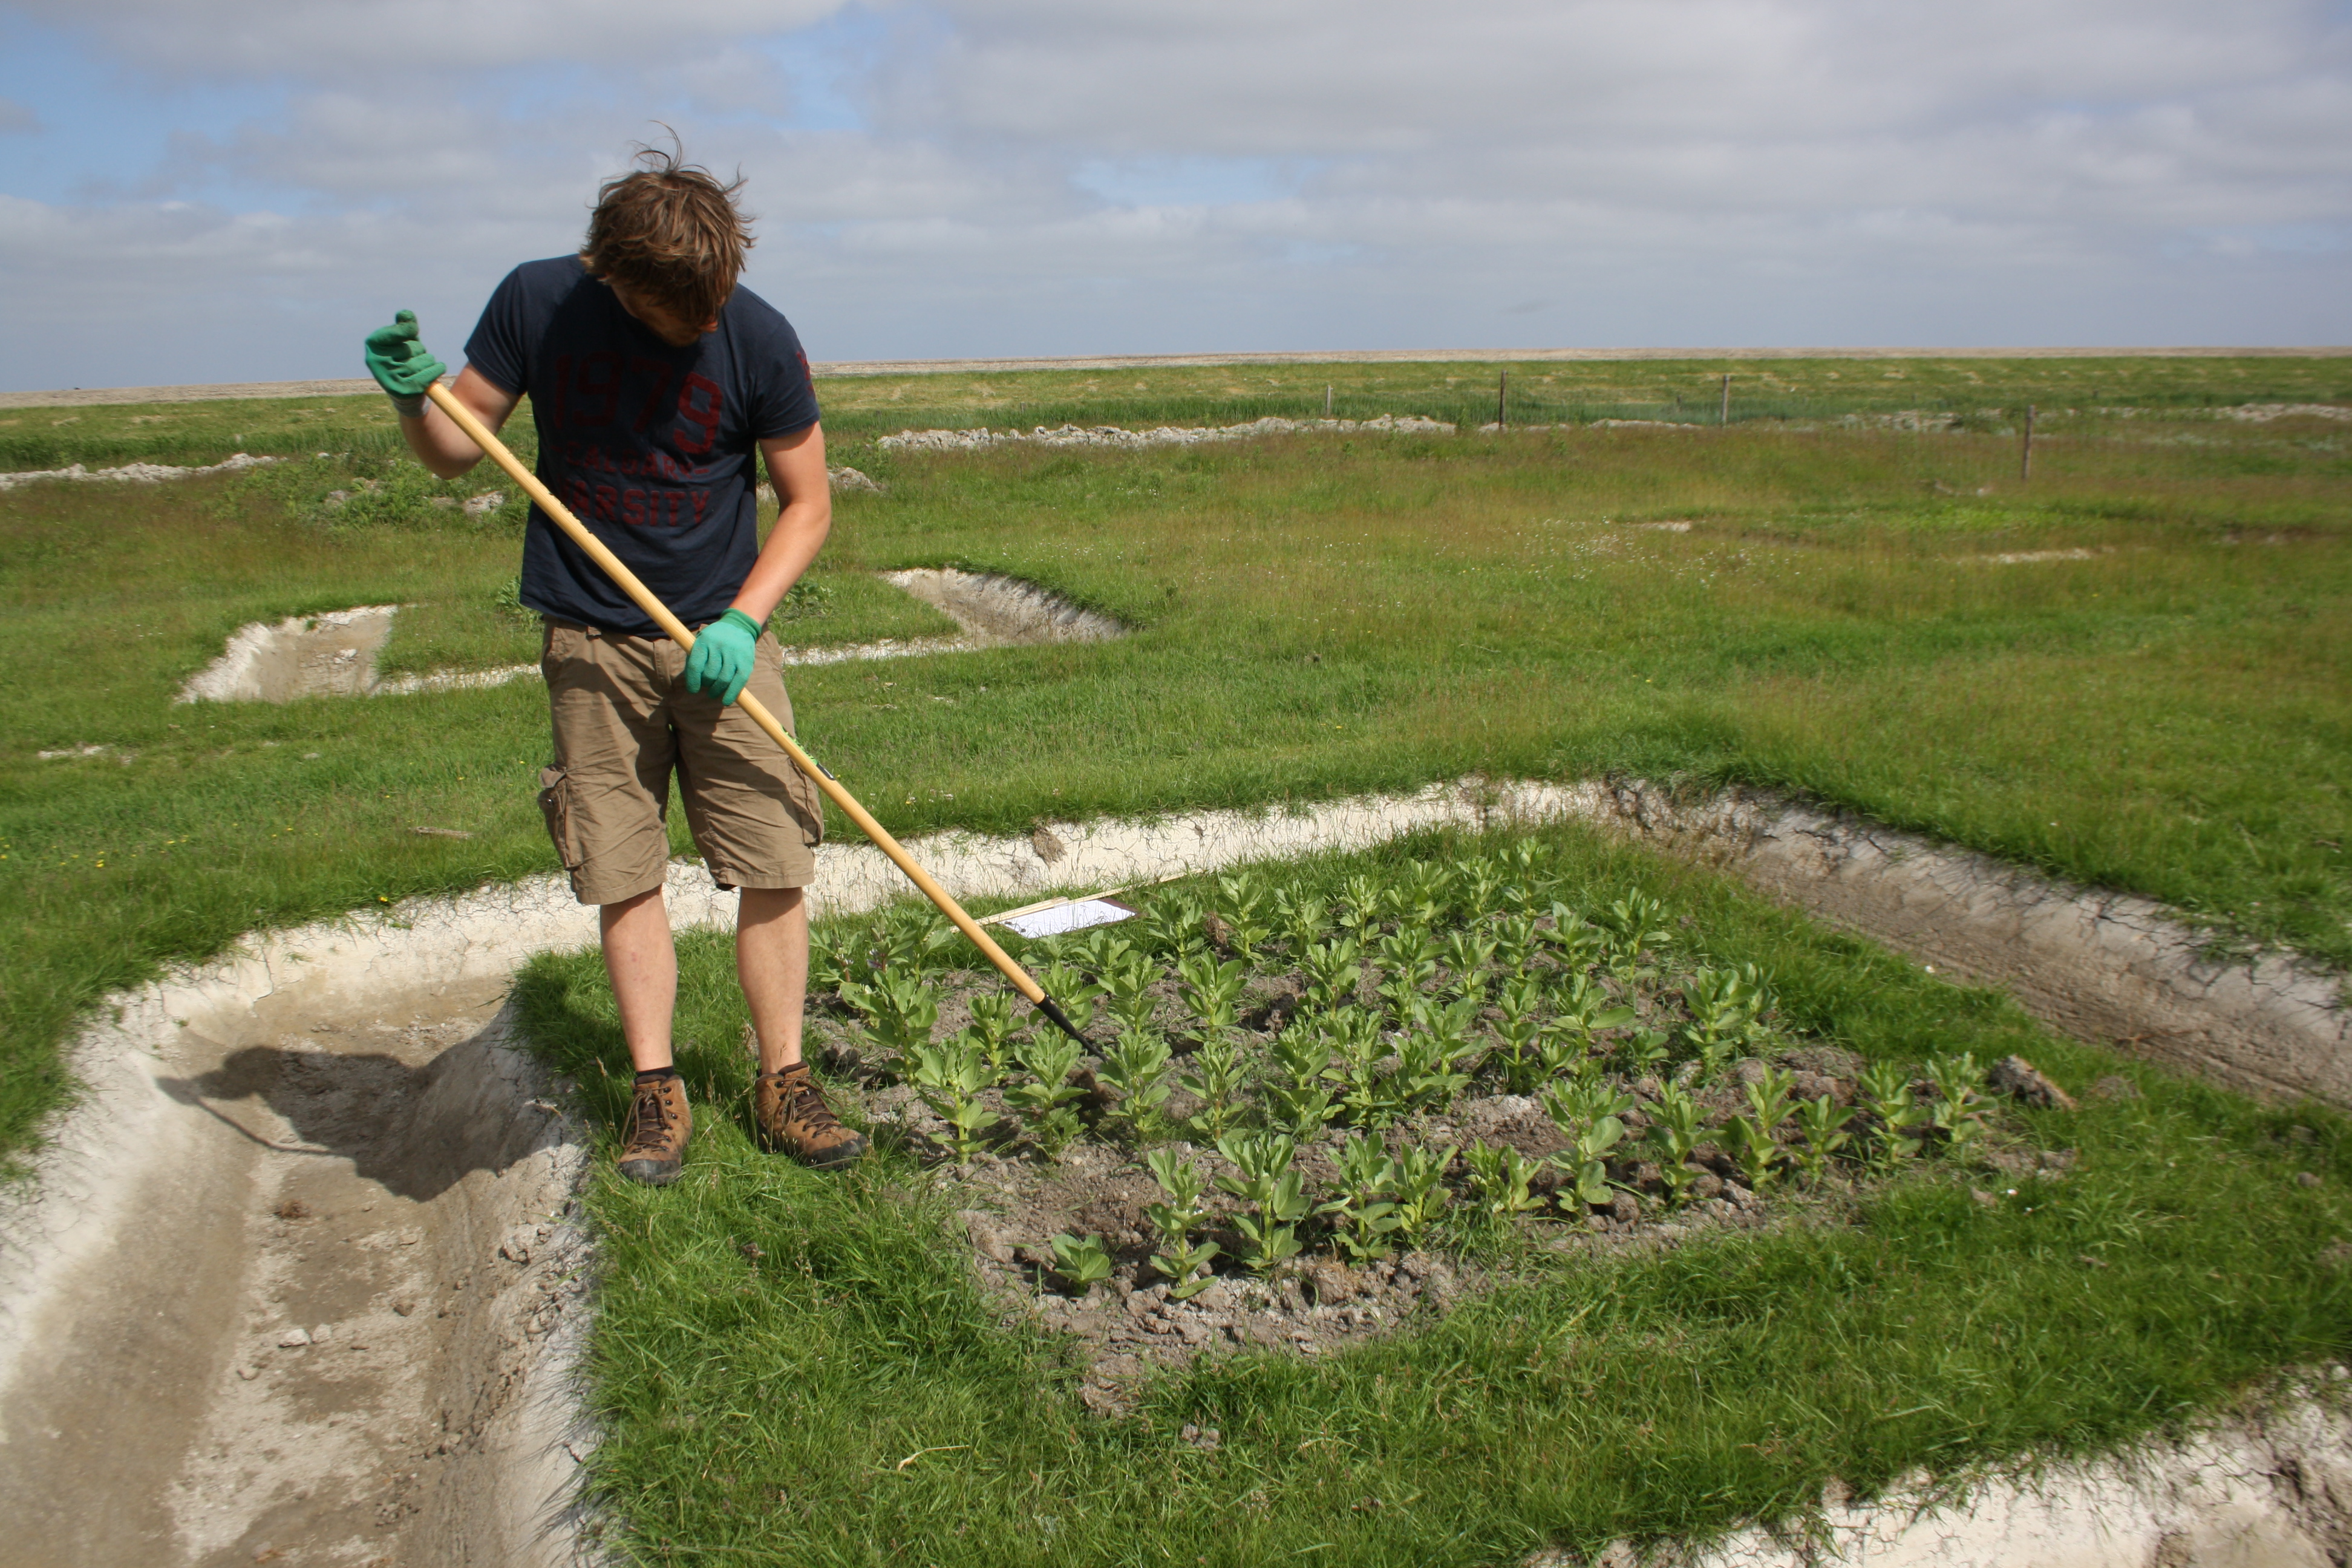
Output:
[1989, 1054, 2081, 1111]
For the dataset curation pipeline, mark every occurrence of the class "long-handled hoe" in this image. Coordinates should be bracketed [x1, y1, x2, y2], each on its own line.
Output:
[425, 381, 1086, 1045]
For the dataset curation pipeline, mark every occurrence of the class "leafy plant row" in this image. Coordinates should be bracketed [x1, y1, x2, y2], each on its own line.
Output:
[817, 841, 1998, 1289]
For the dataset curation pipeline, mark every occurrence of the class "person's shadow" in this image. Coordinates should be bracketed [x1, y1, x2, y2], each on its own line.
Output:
[156, 1007, 567, 1203]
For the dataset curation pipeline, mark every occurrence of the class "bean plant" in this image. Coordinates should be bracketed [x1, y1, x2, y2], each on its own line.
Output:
[1005, 1033, 1086, 1155]
[1048, 1232, 1114, 1289]
[1217, 1132, 1310, 1273]
[1099, 1028, 1172, 1136]
[1144, 1150, 1220, 1299]
[1179, 1034, 1248, 1138]
[909, 1029, 1000, 1161]
[1465, 1142, 1544, 1224]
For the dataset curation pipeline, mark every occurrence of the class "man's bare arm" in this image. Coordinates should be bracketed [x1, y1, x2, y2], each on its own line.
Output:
[728, 423, 834, 625]
[399, 367, 522, 479]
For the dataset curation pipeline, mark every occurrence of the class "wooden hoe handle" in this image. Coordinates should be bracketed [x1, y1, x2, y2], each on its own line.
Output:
[425, 381, 1082, 1040]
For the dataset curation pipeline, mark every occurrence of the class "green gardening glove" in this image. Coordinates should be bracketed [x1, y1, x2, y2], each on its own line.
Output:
[683, 609, 762, 706]
[362, 309, 448, 417]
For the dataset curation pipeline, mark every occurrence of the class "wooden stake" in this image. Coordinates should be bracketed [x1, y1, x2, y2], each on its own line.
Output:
[1720, 373, 1731, 426]
[1325, 384, 1333, 417]
[1497, 368, 1508, 431]
[2021, 403, 2036, 482]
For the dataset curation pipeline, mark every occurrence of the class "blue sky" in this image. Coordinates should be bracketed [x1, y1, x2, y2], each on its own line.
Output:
[2, 0, 2348, 391]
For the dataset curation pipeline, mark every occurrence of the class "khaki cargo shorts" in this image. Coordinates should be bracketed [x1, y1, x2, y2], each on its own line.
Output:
[535, 618, 825, 906]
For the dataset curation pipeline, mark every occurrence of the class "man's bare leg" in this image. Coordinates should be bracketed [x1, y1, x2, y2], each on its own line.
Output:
[737, 886, 809, 1076]
[601, 887, 678, 1073]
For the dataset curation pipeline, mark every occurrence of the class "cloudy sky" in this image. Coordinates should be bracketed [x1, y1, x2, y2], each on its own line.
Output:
[2, 0, 2347, 391]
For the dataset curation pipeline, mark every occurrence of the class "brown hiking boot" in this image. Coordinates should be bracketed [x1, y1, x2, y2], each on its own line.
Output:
[617, 1073, 691, 1186]
[754, 1062, 869, 1168]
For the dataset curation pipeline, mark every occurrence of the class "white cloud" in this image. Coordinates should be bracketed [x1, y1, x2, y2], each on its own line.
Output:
[2, 0, 2348, 390]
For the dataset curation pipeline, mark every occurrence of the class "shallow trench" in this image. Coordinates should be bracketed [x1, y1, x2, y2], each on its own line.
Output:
[2, 778, 2345, 1566]
[170, 568, 1124, 704]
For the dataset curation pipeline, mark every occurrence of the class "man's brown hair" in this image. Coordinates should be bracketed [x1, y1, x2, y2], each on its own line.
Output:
[581, 141, 754, 327]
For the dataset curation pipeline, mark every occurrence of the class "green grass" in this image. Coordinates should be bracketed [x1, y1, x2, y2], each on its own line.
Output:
[514, 823, 2352, 1567]
[0, 357, 2344, 1169]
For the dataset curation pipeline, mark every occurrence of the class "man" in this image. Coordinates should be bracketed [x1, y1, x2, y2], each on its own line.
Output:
[361, 148, 866, 1185]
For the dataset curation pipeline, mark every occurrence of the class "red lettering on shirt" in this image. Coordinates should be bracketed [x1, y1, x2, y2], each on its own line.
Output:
[568, 477, 593, 515]
[574, 353, 619, 426]
[676, 373, 722, 454]
[630, 359, 675, 434]
[622, 489, 647, 526]
[594, 484, 619, 521]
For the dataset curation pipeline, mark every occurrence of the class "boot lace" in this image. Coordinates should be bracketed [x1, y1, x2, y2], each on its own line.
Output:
[625, 1080, 675, 1152]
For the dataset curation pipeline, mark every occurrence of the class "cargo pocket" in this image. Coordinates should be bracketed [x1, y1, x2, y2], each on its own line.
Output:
[537, 765, 586, 870]
[785, 758, 826, 848]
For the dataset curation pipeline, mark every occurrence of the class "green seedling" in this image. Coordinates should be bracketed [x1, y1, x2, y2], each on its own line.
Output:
[1299, 936, 1365, 1013]
[1272, 888, 1332, 954]
[1682, 964, 1777, 1077]
[908, 1028, 1002, 1161]
[1140, 889, 1209, 959]
[1265, 1029, 1341, 1137]
[1321, 1133, 1405, 1261]
[1491, 914, 1544, 976]
[1179, 1032, 1248, 1138]
[1492, 1011, 1547, 1096]
[1860, 1060, 1930, 1171]
[1216, 1132, 1310, 1274]
[1005, 1032, 1086, 1155]
[874, 903, 960, 976]
[840, 969, 942, 1062]
[1644, 1082, 1707, 1207]
[1391, 861, 1456, 926]
[1335, 874, 1385, 938]
[1176, 952, 1249, 1033]
[1390, 1143, 1454, 1241]
[1323, 1011, 1405, 1128]
[1035, 961, 1101, 1036]
[1098, 949, 1163, 1033]
[1396, 996, 1478, 1112]
[1464, 1141, 1544, 1224]
[1455, 855, 1506, 917]
[1214, 871, 1275, 953]
[1723, 1066, 1797, 1192]
[1593, 891, 1673, 981]
[1927, 1052, 1990, 1158]
[1542, 901, 1609, 970]
[1795, 1094, 1852, 1183]
[967, 991, 1019, 1073]
[1543, 1077, 1633, 1212]
[1375, 925, 1440, 1013]
[1048, 1232, 1115, 1290]
[1078, 927, 1134, 975]
[1143, 1149, 1221, 1299]
[1617, 1027, 1673, 1077]
[1439, 928, 1498, 999]
[1099, 1027, 1173, 1135]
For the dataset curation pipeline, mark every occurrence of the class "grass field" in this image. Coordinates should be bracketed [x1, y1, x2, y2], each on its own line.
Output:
[514, 823, 2352, 1566]
[1, 356, 2345, 1175]
[3, 354, 2346, 1563]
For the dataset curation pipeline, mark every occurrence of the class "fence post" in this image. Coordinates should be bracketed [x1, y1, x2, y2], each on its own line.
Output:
[1325, 384, 1333, 418]
[1720, 373, 1731, 426]
[2021, 404, 2035, 482]
[1497, 368, 1508, 431]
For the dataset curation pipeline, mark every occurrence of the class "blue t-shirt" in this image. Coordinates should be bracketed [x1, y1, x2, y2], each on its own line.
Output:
[463, 256, 820, 636]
